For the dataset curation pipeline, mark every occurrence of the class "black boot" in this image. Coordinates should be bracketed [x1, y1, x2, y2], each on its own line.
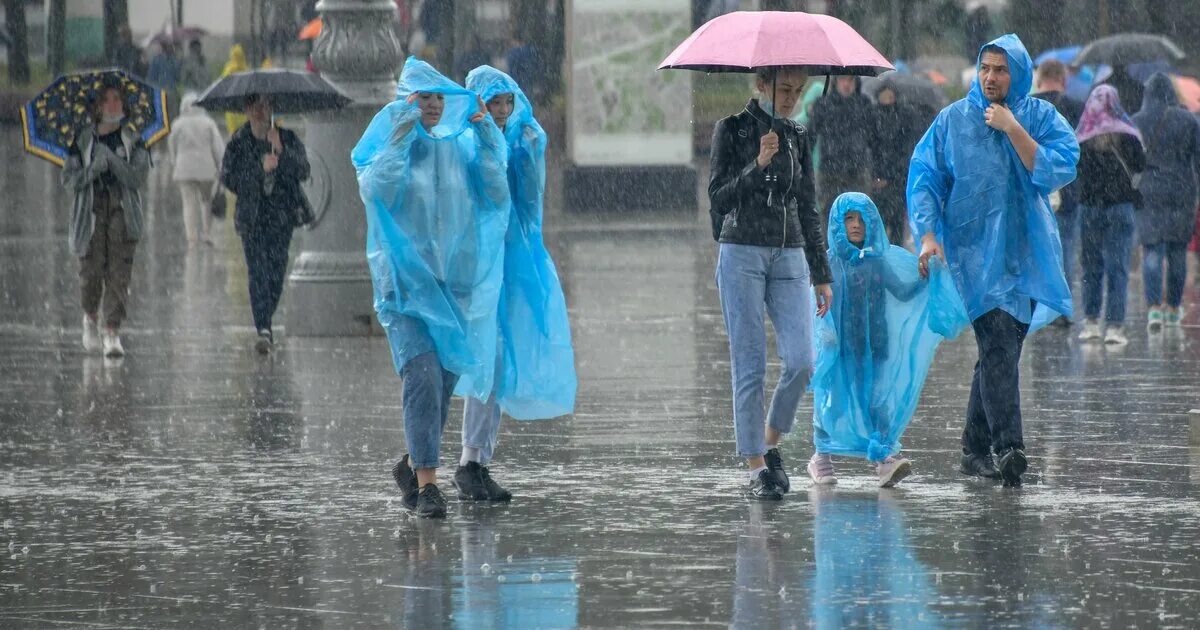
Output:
[454, 462, 513, 502]
[748, 469, 784, 501]
[414, 484, 448, 519]
[960, 452, 1002, 480]
[997, 448, 1028, 487]
[391, 455, 419, 510]
[764, 448, 790, 493]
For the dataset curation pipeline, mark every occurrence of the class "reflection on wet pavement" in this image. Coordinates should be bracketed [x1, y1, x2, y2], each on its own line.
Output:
[2, 142, 1200, 628]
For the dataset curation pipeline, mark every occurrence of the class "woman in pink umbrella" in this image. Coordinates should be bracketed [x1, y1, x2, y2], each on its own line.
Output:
[709, 66, 834, 501]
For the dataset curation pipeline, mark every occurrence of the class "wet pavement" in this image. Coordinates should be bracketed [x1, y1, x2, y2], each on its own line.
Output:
[3, 137, 1200, 629]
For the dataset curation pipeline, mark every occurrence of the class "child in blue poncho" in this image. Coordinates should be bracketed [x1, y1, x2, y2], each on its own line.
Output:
[353, 57, 511, 519]
[808, 193, 969, 488]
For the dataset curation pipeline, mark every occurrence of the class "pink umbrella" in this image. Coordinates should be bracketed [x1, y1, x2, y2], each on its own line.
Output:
[659, 11, 893, 76]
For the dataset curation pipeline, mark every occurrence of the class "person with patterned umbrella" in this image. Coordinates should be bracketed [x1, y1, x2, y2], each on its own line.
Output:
[22, 70, 168, 358]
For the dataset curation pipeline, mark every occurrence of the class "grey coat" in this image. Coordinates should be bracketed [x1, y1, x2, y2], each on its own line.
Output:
[61, 125, 151, 257]
[1132, 73, 1200, 245]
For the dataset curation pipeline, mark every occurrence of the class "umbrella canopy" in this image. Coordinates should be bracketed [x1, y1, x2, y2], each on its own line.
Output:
[658, 11, 892, 76]
[299, 18, 322, 41]
[20, 68, 170, 167]
[862, 71, 947, 112]
[1074, 33, 1185, 67]
[1034, 45, 1081, 67]
[143, 26, 207, 48]
[194, 68, 351, 114]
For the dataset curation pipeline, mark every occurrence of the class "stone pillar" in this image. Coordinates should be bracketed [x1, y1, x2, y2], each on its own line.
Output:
[286, 0, 401, 336]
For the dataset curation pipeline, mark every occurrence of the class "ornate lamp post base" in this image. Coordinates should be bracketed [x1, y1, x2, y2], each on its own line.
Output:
[286, 0, 401, 336]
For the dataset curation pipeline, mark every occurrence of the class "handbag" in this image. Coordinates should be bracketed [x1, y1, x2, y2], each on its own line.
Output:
[210, 181, 227, 219]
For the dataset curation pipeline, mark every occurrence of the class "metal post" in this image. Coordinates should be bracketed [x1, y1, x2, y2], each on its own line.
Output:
[285, 0, 403, 336]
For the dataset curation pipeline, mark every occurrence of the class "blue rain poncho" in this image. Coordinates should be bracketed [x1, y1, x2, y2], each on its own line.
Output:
[907, 34, 1079, 331]
[463, 65, 577, 420]
[811, 193, 970, 461]
[353, 57, 511, 399]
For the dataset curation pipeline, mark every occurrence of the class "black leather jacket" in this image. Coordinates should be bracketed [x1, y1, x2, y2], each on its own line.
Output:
[708, 99, 832, 285]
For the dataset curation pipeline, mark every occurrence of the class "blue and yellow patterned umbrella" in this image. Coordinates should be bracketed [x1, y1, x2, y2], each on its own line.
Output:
[20, 68, 170, 167]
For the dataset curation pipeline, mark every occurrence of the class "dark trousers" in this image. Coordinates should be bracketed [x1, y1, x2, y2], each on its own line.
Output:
[80, 187, 137, 330]
[873, 182, 909, 246]
[240, 222, 293, 333]
[962, 308, 1031, 456]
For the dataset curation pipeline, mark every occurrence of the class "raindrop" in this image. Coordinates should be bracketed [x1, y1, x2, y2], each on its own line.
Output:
[392, 528, 401, 539]
[20, 546, 29, 555]
[368, 528, 375, 537]
[298, 577, 304, 584]
[625, 570, 633, 581]
[506, 554, 513, 563]
[782, 532, 791, 539]
[149, 584, 156, 594]
[497, 575, 507, 583]
[481, 563, 492, 574]
[778, 586, 786, 597]
[56, 408, 63, 417]
[265, 534, 272, 543]
[2, 519, 11, 529]
[362, 444, 369, 454]
[493, 533, 501, 542]
[253, 515, 260, 526]
[375, 578, 383, 585]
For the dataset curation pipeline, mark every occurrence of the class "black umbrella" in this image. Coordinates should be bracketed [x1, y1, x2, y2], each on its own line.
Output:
[195, 68, 351, 114]
[862, 71, 947, 112]
[1074, 33, 1185, 67]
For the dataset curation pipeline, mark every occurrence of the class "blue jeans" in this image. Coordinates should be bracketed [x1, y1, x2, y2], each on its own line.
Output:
[717, 244, 814, 457]
[962, 308, 1030, 457]
[401, 351, 459, 469]
[1080, 203, 1134, 325]
[1056, 201, 1079, 288]
[1142, 241, 1188, 308]
[463, 396, 503, 464]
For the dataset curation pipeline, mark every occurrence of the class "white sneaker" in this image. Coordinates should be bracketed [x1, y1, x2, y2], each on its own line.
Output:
[807, 453, 837, 486]
[102, 329, 125, 358]
[1147, 308, 1164, 332]
[82, 315, 101, 351]
[1078, 320, 1102, 341]
[876, 456, 912, 488]
[1104, 326, 1128, 345]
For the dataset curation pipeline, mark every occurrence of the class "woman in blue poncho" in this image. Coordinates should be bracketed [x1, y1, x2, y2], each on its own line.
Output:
[353, 57, 511, 519]
[456, 65, 577, 502]
[810, 193, 969, 487]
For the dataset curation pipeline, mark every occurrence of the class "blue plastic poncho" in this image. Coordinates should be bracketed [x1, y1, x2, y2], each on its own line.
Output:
[907, 34, 1079, 331]
[462, 65, 577, 420]
[353, 57, 511, 399]
[811, 193, 970, 462]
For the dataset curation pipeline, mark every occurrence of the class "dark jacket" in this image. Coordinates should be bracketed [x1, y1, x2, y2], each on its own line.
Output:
[221, 123, 311, 234]
[1077, 133, 1146, 209]
[708, 99, 832, 285]
[810, 83, 875, 175]
[871, 102, 925, 184]
[1104, 66, 1145, 115]
[1033, 90, 1085, 209]
[1132, 73, 1200, 245]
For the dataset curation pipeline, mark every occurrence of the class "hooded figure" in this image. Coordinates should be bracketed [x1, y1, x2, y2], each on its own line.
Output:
[169, 92, 226, 245]
[811, 75, 875, 217]
[221, 45, 250, 135]
[811, 193, 968, 466]
[908, 33, 1078, 331]
[1132, 73, 1200, 326]
[462, 65, 576, 420]
[907, 34, 1079, 486]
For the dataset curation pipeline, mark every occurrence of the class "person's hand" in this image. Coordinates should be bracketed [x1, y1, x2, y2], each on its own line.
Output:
[267, 126, 282, 154]
[262, 153, 279, 173]
[406, 92, 418, 104]
[470, 95, 486, 124]
[984, 104, 1018, 133]
[814, 283, 833, 318]
[756, 130, 779, 170]
[918, 233, 944, 279]
[90, 149, 110, 173]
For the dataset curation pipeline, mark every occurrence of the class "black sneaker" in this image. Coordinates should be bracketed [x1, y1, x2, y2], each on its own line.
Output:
[764, 448, 790, 493]
[414, 484, 448, 519]
[748, 469, 784, 501]
[391, 455, 419, 510]
[997, 448, 1028, 488]
[960, 452, 1002, 480]
[255, 329, 273, 355]
[454, 462, 513, 502]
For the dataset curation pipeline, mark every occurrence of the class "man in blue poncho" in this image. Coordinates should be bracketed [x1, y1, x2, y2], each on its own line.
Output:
[810, 193, 968, 488]
[353, 57, 511, 519]
[456, 65, 577, 501]
[908, 34, 1079, 487]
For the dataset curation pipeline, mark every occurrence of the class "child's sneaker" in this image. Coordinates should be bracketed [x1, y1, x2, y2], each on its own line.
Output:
[1147, 308, 1164, 332]
[1166, 308, 1184, 327]
[876, 456, 912, 488]
[1104, 326, 1128, 346]
[807, 453, 837, 486]
[1078, 320, 1102, 341]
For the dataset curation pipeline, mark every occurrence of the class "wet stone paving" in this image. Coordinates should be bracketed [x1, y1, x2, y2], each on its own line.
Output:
[2, 147, 1200, 628]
